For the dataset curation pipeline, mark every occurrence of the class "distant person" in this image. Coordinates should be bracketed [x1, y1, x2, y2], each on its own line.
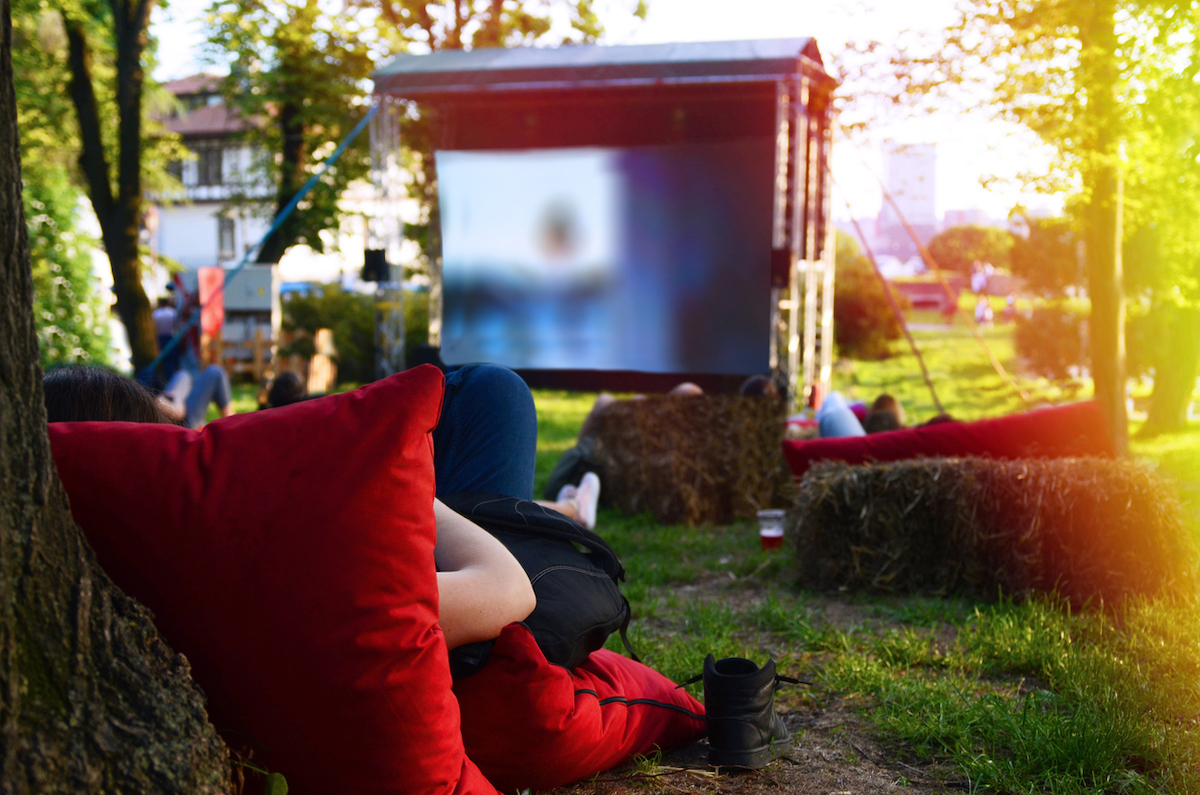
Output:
[974, 297, 993, 327]
[739, 374, 779, 398]
[970, 261, 986, 294]
[266, 372, 309, 409]
[159, 364, 236, 429]
[863, 393, 906, 434]
[921, 413, 957, 426]
[815, 391, 866, 438]
[151, 296, 181, 383]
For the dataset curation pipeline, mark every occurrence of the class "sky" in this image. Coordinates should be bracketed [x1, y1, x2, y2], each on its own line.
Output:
[151, 0, 1063, 223]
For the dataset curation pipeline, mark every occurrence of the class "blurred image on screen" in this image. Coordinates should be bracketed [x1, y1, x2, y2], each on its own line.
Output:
[438, 138, 774, 375]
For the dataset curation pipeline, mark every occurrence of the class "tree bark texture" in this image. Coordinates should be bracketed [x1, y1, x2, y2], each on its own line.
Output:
[256, 103, 306, 265]
[0, 5, 231, 790]
[61, 3, 158, 372]
[1143, 307, 1200, 435]
[1079, 0, 1129, 455]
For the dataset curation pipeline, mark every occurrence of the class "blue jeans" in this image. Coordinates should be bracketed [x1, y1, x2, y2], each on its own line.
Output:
[433, 365, 538, 501]
[163, 365, 232, 429]
[817, 391, 866, 438]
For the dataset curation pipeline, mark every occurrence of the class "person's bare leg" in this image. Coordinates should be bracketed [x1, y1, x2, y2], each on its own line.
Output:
[533, 472, 600, 529]
[536, 499, 580, 520]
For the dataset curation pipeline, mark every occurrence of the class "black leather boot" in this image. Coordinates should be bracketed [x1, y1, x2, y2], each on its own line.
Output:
[703, 655, 792, 769]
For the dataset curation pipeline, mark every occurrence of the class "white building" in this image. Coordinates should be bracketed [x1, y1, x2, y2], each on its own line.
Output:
[877, 142, 936, 258]
[153, 74, 272, 275]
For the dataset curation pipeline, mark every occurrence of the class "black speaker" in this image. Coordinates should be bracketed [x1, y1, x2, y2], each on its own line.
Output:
[363, 248, 390, 282]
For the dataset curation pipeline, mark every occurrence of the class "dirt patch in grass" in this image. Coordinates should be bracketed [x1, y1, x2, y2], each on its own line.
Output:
[547, 694, 964, 795]
[545, 584, 970, 795]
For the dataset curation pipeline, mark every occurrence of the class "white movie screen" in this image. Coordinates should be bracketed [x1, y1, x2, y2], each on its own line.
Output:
[437, 139, 774, 374]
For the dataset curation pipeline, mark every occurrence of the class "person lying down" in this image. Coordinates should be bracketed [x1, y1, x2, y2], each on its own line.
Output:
[42, 363, 536, 650]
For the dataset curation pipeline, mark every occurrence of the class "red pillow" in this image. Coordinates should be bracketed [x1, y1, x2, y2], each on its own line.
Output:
[454, 624, 706, 793]
[783, 401, 1116, 481]
[49, 365, 498, 795]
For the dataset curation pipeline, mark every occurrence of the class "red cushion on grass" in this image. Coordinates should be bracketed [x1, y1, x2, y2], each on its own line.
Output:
[49, 365, 498, 795]
[782, 400, 1116, 481]
[454, 624, 706, 794]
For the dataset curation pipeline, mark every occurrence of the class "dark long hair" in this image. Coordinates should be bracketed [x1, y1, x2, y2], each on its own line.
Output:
[44, 365, 174, 424]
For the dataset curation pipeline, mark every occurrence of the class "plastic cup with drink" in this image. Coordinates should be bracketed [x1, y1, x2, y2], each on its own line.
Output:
[756, 509, 786, 550]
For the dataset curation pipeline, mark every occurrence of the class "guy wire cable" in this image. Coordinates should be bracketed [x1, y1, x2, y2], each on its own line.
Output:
[833, 178, 946, 416]
[836, 127, 1034, 406]
[139, 101, 382, 384]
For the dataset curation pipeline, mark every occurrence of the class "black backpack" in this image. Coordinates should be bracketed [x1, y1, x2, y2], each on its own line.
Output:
[441, 492, 636, 678]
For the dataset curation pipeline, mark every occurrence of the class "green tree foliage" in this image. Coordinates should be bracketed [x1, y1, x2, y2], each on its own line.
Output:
[203, 0, 646, 270]
[1014, 305, 1087, 383]
[203, 0, 380, 265]
[927, 224, 1014, 274]
[281, 285, 377, 386]
[1118, 5, 1200, 433]
[13, 2, 111, 366]
[282, 284, 433, 385]
[24, 162, 112, 367]
[1009, 213, 1079, 298]
[942, 0, 1200, 447]
[48, 0, 182, 371]
[833, 232, 906, 360]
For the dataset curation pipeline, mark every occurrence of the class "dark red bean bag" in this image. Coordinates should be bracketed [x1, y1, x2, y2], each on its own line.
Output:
[49, 366, 499, 795]
[454, 624, 706, 794]
[782, 400, 1116, 481]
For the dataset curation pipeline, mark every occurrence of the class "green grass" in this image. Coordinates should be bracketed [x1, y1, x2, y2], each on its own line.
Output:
[831, 326, 1090, 424]
[529, 328, 1200, 793]
[1132, 424, 1200, 543]
[219, 337, 1200, 791]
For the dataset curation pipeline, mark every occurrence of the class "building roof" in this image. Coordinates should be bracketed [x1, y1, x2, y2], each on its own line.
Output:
[162, 73, 222, 97]
[163, 102, 247, 137]
[373, 38, 832, 98]
[160, 73, 250, 138]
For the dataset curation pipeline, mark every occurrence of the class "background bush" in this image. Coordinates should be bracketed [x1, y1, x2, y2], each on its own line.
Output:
[833, 232, 906, 360]
[26, 162, 111, 367]
[927, 223, 1014, 274]
[281, 284, 377, 385]
[1014, 304, 1086, 382]
[281, 283, 432, 386]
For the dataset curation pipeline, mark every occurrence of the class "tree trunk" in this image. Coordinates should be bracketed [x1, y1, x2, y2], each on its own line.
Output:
[256, 102, 306, 265]
[0, 5, 231, 790]
[1079, 0, 1129, 455]
[1142, 306, 1200, 435]
[61, 5, 158, 372]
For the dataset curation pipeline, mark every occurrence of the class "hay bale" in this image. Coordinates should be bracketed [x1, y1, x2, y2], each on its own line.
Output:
[590, 394, 793, 526]
[790, 456, 1198, 607]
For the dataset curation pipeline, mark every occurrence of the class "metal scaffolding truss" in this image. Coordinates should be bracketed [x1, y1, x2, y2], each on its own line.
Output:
[369, 97, 410, 378]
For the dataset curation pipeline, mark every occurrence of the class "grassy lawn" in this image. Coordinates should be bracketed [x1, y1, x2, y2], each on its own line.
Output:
[830, 324, 1090, 424]
[531, 332, 1200, 793]
[233, 341, 1199, 791]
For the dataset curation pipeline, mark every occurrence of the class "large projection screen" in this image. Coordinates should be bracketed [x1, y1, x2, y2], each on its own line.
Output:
[438, 138, 775, 376]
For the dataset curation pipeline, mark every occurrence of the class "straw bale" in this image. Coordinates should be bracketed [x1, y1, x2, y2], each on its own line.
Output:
[790, 456, 1198, 608]
[589, 394, 793, 526]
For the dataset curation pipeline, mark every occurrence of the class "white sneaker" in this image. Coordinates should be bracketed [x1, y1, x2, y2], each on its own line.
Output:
[556, 483, 578, 503]
[574, 472, 601, 530]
